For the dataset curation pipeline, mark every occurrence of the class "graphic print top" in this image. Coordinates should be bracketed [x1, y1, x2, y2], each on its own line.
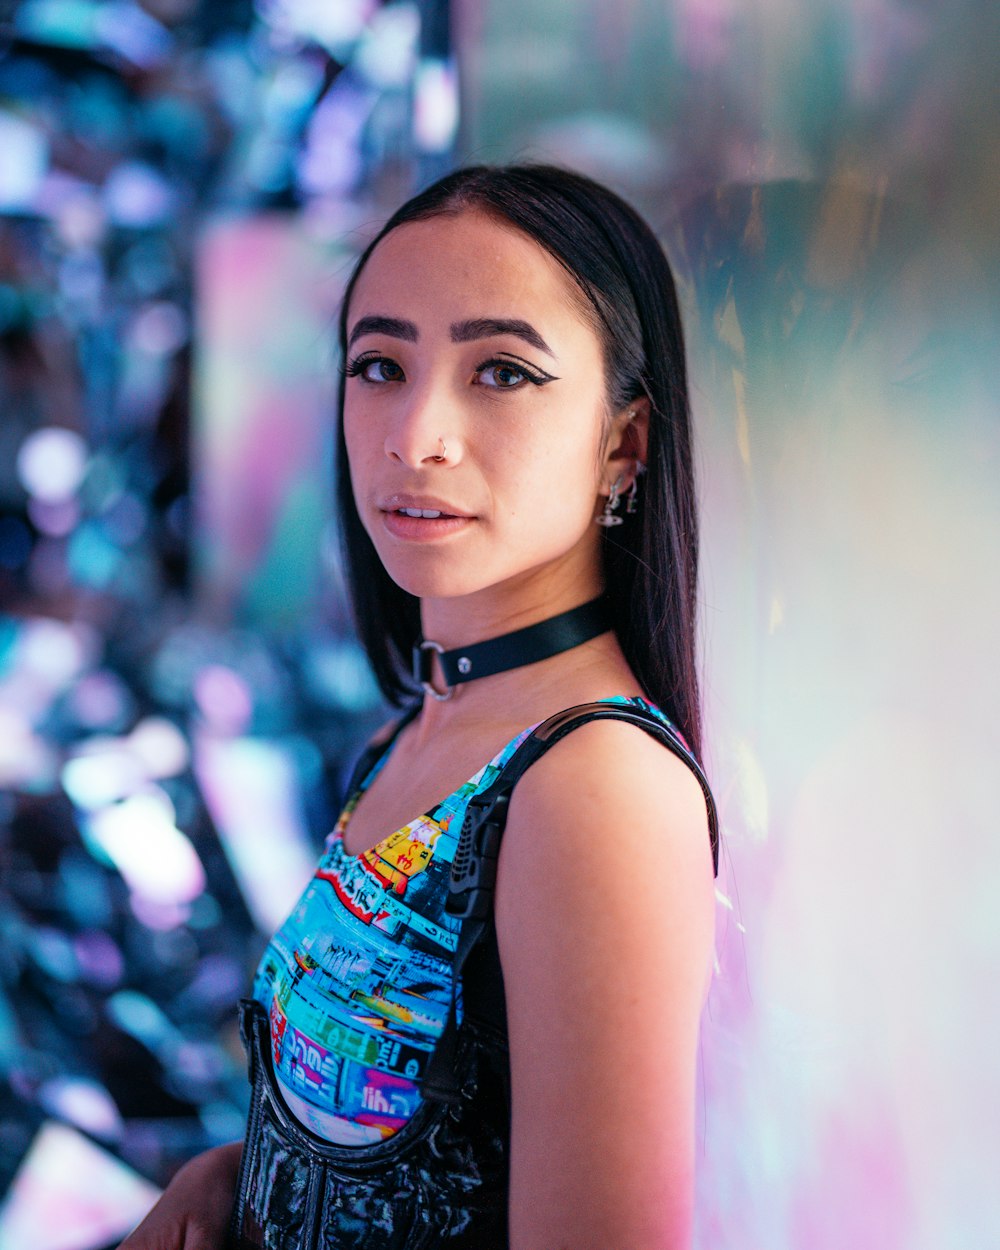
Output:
[251, 694, 695, 1145]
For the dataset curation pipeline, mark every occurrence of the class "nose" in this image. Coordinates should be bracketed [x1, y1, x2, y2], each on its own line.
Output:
[383, 381, 461, 468]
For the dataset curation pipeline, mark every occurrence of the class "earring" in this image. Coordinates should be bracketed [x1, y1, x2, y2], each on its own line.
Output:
[625, 459, 643, 513]
[596, 473, 626, 527]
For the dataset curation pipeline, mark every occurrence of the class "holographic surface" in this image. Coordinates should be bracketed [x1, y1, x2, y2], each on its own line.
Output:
[462, 2, 1000, 1246]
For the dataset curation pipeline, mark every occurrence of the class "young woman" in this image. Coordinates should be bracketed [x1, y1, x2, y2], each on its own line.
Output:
[120, 164, 719, 1250]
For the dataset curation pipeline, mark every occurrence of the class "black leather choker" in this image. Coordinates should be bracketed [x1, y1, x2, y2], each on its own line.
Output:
[412, 596, 612, 701]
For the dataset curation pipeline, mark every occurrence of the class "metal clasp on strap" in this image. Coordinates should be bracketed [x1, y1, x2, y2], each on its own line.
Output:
[412, 639, 454, 701]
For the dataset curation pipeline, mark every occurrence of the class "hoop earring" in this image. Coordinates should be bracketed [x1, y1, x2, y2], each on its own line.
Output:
[595, 473, 625, 527]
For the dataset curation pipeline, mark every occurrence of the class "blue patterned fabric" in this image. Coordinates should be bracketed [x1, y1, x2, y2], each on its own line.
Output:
[252, 694, 684, 1144]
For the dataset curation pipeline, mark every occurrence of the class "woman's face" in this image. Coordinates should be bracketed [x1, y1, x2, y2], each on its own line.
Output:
[342, 209, 628, 605]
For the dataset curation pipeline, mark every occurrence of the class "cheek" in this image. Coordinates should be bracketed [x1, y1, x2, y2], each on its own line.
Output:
[343, 407, 375, 473]
[495, 436, 600, 530]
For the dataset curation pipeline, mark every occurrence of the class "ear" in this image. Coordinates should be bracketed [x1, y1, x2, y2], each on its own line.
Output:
[600, 396, 650, 493]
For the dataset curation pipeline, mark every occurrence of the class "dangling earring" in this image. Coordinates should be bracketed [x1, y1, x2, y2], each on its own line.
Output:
[625, 459, 644, 514]
[596, 473, 626, 527]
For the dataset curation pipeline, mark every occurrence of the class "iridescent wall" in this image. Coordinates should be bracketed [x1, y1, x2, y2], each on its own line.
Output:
[460, 2, 1000, 1245]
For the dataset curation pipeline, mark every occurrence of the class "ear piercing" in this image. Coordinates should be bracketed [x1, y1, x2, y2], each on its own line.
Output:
[596, 459, 645, 526]
[594, 405, 642, 524]
[596, 472, 626, 526]
[625, 458, 647, 513]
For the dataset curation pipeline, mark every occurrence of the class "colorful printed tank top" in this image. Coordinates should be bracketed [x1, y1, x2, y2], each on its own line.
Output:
[251, 694, 685, 1145]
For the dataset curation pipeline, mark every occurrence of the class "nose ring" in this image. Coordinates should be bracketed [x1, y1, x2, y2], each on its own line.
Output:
[432, 438, 447, 462]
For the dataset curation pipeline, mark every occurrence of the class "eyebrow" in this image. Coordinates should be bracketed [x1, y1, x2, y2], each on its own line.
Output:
[347, 314, 555, 358]
[450, 318, 555, 358]
[347, 315, 418, 348]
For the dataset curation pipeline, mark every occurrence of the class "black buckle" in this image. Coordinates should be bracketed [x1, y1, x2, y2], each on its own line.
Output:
[446, 791, 509, 919]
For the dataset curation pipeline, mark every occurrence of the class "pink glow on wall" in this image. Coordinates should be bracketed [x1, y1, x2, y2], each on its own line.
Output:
[192, 215, 345, 625]
[679, 173, 1000, 1247]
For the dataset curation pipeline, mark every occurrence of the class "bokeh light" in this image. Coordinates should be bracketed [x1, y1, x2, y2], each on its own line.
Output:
[16, 429, 88, 506]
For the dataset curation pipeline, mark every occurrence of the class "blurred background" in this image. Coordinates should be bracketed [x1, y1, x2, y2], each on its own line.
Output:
[0, 1, 997, 1247]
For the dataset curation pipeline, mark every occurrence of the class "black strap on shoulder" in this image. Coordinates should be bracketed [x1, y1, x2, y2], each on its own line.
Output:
[421, 702, 721, 1104]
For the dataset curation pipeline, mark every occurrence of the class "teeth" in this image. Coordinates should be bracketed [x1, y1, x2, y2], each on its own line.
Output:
[399, 508, 443, 518]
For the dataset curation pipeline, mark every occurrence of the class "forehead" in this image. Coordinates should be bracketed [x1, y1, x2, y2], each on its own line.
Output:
[348, 209, 592, 336]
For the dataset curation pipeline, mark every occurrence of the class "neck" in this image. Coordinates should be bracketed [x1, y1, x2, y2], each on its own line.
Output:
[409, 543, 619, 739]
[419, 555, 604, 652]
[411, 633, 632, 741]
[409, 617, 637, 747]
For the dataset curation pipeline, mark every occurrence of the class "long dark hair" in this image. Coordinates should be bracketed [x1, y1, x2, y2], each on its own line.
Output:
[334, 164, 706, 764]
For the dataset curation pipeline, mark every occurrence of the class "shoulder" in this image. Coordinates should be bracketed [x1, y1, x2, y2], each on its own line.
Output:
[493, 714, 715, 1244]
[496, 715, 714, 936]
[494, 709, 716, 1007]
[502, 712, 713, 882]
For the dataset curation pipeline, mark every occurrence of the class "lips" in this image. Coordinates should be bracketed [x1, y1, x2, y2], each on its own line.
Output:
[376, 492, 477, 545]
[378, 493, 474, 518]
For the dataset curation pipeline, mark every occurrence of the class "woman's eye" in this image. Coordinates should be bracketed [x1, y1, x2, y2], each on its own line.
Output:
[345, 354, 549, 389]
[363, 358, 404, 383]
[476, 362, 529, 389]
[346, 355, 404, 383]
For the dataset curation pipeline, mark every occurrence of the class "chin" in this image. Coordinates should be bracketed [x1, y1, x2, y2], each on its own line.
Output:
[367, 519, 586, 605]
[380, 564, 488, 601]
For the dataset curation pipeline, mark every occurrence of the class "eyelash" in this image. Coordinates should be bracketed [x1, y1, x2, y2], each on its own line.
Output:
[342, 352, 552, 389]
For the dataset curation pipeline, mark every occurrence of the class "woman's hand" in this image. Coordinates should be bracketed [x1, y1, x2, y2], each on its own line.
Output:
[117, 1141, 243, 1250]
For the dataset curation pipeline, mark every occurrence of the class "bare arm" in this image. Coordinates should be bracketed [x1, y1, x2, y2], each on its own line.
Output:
[495, 720, 715, 1250]
[117, 1141, 242, 1250]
